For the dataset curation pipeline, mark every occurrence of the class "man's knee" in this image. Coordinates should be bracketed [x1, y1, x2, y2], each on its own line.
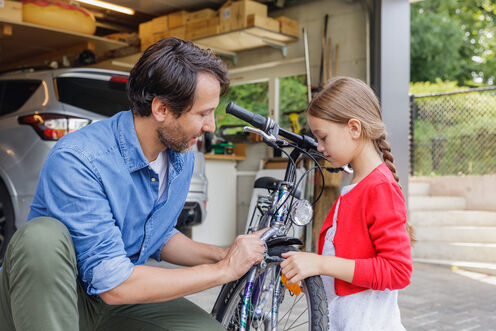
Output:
[6, 217, 76, 272]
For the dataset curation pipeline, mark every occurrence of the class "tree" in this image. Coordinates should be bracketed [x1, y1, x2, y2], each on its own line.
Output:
[411, 0, 496, 85]
[410, 10, 465, 82]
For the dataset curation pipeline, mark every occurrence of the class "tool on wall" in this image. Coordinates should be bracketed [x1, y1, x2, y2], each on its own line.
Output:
[328, 37, 332, 79]
[319, 14, 329, 87]
[334, 43, 339, 77]
[303, 27, 312, 103]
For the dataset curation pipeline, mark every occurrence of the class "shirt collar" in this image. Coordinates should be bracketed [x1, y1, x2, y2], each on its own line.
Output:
[117, 110, 186, 174]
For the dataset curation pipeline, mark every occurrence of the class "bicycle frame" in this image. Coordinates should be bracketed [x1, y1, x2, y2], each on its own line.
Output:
[216, 102, 349, 331]
[239, 147, 306, 331]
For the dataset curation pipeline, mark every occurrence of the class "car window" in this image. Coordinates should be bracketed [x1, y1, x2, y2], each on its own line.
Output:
[56, 77, 130, 117]
[0, 80, 42, 116]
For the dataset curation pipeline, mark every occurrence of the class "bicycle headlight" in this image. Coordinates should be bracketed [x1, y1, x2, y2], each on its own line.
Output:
[290, 199, 313, 226]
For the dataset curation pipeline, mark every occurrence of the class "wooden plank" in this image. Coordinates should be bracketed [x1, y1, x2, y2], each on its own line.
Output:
[194, 27, 296, 53]
[311, 162, 342, 252]
[0, 18, 127, 66]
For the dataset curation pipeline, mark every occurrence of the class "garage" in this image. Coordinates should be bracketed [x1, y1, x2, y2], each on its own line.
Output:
[0, 0, 410, 330]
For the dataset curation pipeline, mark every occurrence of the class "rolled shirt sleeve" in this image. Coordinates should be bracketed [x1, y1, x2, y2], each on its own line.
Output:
[29, 146, 133, 295]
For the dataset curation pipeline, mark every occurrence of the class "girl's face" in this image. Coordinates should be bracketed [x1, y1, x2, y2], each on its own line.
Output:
[307, 114, 361, 168]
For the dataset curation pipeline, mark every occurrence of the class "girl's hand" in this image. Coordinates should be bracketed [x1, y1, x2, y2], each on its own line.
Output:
[280, 251, 323, 285]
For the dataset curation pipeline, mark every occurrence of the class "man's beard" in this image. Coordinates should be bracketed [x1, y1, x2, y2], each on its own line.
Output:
[157, 124, 196, 153]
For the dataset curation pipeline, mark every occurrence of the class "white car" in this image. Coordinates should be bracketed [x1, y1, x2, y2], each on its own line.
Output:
[0, 67, 208, 264]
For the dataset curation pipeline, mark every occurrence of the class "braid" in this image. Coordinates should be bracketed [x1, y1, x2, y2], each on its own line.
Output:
[375, 134, 400, 185]
[376, 134, 416, 243]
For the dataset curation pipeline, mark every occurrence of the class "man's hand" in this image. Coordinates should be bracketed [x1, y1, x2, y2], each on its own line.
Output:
[219, 228, 267, 281]
[280, 251, 323, 285]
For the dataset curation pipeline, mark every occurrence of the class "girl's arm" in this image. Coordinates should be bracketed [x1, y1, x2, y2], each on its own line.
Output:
[280, 252, 355, 284]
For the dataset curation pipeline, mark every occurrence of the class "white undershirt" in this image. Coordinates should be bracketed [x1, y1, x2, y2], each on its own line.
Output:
[321, 184, 405, 331]
[149, 150, 168, 204]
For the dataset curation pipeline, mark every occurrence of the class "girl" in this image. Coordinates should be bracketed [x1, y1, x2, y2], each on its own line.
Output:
[281, 77, 413, 330]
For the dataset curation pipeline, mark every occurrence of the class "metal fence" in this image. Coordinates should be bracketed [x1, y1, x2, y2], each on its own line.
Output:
[409, 86, 496, 176]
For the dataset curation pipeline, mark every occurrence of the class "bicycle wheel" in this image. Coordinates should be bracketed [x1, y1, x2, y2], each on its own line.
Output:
[213, 265, 328, 331]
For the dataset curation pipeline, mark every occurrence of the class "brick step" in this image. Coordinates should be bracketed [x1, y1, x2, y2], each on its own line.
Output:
[408, 196, 466, 211]
[413, 242, 496, 263]
[415, 226, 496, 243]
[413, 258, 496, 276]
[409, 210, 496, 226]
[408, 182, 430, 196]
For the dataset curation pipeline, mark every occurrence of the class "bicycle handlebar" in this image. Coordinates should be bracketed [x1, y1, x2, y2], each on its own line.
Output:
[226, 102, 318, 150]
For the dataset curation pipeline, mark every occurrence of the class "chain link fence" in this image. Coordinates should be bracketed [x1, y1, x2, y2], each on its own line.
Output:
[410, 87, 496, 176]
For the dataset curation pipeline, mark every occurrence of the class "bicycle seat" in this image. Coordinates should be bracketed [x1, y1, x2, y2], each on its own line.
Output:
[253, 176, 281, 190]
[253, 176, 303, 198]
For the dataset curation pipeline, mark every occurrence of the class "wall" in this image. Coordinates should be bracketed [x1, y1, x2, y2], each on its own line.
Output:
[227, 0, 368, 85]
[411, 176, 496, 211]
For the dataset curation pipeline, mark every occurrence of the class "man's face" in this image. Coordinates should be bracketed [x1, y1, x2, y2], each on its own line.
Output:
[158, 72, 220, 153]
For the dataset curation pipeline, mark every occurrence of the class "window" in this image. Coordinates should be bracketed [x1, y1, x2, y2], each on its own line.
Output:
[278, 75, 308, 133]
[0, 80, 42, 116]
[56, 77, 130, 117]
[215, 81, 269, 131]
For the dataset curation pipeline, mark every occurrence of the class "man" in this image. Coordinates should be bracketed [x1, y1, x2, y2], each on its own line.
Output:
[0, 38, 265, 330]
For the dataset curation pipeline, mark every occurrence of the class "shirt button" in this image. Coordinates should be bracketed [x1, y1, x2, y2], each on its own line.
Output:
[151, 177, 157, 182]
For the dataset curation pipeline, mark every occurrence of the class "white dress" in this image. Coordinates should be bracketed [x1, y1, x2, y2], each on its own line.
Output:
[321, 184, 406, 331]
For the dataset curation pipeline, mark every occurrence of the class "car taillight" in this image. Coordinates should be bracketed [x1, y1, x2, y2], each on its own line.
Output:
[18, 114, 90, 141]
[110, 76, 128, 84]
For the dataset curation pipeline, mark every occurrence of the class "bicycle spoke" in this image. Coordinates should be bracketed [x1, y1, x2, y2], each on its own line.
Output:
[285, 308, 308, 330]
[285, 320, 309, 331]
[278, 292, 304, 322]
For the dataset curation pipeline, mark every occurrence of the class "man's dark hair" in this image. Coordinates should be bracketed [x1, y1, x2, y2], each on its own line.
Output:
[127, 37, 230, 117]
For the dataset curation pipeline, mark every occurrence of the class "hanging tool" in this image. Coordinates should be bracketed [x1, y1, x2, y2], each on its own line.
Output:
[319, 14, 329, 87]
[303, 27, 312, 103]
[334, 43, 340, 77]
[328, 37, 332, 79]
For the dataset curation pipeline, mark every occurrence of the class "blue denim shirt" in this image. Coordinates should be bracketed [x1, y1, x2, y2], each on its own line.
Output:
[28, 111, 194, 295]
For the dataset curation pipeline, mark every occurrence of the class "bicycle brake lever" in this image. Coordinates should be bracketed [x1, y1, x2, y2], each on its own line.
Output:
[243, 126, 276, 142]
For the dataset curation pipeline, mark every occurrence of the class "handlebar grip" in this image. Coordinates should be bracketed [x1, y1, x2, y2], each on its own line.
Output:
[226, 102, 268, 131]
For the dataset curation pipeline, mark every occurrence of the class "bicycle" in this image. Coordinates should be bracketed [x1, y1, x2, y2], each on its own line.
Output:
[211, 102, 352, 331]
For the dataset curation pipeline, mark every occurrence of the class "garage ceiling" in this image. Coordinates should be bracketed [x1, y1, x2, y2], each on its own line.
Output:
[112, 0, 227, 15]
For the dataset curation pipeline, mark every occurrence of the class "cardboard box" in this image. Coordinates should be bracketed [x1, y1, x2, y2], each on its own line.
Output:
[168, 26, 186, 40]
[104, 32, 140, 47]
[139, 16, 168, 39]
[220, 0, 267, 32]
[140, 31, 168, 51]
[186, 25, 219, 40]
[246, 14, 279, 32]
[187, 8, 217, 23]
[186, 17, 219, 33]
[168, 10, 189, 29]
[275, 16, 299, 37]
[230, 0, 268, 30]
[0, 0, 22, 22]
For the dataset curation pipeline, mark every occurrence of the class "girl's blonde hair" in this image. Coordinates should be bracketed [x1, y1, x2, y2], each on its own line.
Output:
[307, 76, 415, 242]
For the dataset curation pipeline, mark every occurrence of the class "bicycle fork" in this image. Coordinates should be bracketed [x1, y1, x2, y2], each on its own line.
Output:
[239, 228, 282, 331]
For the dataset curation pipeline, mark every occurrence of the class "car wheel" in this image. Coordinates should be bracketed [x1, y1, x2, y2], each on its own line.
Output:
[0, 183, 15, 266]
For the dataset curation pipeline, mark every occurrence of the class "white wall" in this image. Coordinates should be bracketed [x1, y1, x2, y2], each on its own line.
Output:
[227, 0, 368, 84]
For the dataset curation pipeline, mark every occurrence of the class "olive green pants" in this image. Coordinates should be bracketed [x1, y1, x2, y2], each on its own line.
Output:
[0, 217, 224, 331]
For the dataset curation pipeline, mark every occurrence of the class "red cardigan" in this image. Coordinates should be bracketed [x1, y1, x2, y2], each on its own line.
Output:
[318, 163, 412, 296]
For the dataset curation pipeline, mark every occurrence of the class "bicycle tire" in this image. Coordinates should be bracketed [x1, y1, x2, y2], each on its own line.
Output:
[212, 267, 328, 331]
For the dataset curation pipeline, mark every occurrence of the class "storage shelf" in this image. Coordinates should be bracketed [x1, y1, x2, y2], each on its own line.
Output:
[0, 18, 127, 68]
[86, 26, 298, 71]
[193, 27, 297, 64]
[205, 153, 246, 161]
